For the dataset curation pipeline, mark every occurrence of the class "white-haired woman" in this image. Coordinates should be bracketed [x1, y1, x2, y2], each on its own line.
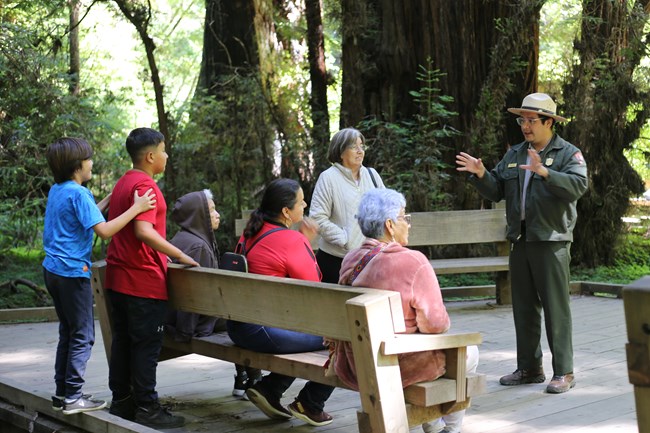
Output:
[337, 188, 479, 433]
[309, 128, 385, 283]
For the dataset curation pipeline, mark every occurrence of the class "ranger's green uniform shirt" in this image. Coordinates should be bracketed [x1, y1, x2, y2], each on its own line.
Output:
[469, 134, 588, 241]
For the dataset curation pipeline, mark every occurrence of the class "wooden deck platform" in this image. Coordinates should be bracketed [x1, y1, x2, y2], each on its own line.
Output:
[0, 295, 637, 432]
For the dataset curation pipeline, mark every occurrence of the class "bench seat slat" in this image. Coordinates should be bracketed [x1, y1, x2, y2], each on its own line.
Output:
[163, 333, 344, 388]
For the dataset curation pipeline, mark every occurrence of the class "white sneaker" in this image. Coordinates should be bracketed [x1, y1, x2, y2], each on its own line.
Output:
[62, 396, 107, 415]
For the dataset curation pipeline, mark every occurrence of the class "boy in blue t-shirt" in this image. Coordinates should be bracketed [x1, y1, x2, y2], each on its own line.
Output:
[42, 137, 155, 415]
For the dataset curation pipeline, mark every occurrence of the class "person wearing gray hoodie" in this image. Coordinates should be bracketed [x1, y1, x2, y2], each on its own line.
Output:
[167, 189, 261, 397]
[168, 189, 223, 339]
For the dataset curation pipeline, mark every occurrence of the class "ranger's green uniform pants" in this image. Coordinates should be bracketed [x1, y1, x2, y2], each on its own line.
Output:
[510, 238, 573, 375]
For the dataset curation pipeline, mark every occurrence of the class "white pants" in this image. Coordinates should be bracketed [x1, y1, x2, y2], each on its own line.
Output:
[421, 345, 480, 433]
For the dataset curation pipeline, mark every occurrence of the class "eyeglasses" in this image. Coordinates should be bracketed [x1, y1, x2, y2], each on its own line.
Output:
[516, 117, 543, 126]
[397, 214, 411, 225]
[346, 144, 368, 152]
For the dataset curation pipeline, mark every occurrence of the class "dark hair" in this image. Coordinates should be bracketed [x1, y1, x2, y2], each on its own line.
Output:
[125, 127, 165, 162]
[539, 114, 555, 127]
[244, 178, 300, 238]
[327, 128, 365, 164]
[46, 137, 93, 184]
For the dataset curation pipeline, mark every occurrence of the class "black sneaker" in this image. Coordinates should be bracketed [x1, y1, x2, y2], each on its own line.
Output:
[232, 370, 249, 397]
[246, 368, 263, 386]
[233, 368, 263, 400]
[109, 395, 136, 421]
[62, 395, 107, 415]
[288, 399, 333, 426]
[245, 383, 292, 420]
[135, 402, 185, 429]
[52, 393, 93, 412]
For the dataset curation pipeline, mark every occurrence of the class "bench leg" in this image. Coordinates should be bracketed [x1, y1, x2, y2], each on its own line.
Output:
[496, 270, 511, 305]
[346, 295, 410, 433]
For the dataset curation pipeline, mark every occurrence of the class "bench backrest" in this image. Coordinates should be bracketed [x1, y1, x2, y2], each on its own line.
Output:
[236, 208, 507, 248]
[92, 261, 406, 342]
[407, 208, 507, 247]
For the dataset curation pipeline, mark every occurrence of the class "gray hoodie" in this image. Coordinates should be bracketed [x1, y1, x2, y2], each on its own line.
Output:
[167, 191, 223, 340]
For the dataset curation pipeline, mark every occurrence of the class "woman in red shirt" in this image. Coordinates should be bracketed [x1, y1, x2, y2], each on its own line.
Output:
[227, 178, 334, 427]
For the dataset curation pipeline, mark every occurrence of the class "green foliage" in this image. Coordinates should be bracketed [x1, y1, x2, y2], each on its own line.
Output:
[0, 14, 132, 253]
[438, 272, 494, 288]
[572, 203, 650, 283]
[359, 64, 458, 211]
[171, 78, 275, 251]
[0, 248, 50, 309]
[538, 0, 581, 96]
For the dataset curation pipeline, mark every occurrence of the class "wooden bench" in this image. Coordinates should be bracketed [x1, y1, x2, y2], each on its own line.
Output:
[623, 275, 650, 433]
[236, 207, 511, 304]
[407, 208, 511, 304]
[91, 261, 485, 433]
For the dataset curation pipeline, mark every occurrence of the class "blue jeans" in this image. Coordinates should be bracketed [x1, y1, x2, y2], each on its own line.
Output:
[227, 321, 325, 353]
[227, 321, 334, 411]
[43, 268, 95, 400]
[108, 291, 168, 406]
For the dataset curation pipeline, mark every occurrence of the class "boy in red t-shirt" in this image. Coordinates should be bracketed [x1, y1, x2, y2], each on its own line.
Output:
[105, 128, 198, 429]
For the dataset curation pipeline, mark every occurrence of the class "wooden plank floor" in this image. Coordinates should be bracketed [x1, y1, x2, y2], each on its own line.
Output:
[0, 295, 637, 432]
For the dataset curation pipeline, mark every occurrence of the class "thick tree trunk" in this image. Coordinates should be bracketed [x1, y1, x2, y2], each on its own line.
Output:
[198, 0, 259, 91]
[190, 0, 278, 247]
[340, 0, 540, 209]
[561, 0, 650, 266]
[305, 0, 330, 179]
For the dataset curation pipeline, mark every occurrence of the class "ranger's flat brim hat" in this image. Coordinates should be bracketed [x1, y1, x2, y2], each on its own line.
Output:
[507, 93, 568, 122]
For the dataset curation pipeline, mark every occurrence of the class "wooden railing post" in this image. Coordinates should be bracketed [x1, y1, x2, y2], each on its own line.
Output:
[623, 276, 650, 433]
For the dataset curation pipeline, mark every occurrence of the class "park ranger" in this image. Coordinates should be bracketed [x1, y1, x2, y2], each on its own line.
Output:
[455, 93, 588, 394]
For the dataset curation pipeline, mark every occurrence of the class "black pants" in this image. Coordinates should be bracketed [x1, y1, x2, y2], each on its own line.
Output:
[316, 250, 344, 284]
[108, 291, 168, 405]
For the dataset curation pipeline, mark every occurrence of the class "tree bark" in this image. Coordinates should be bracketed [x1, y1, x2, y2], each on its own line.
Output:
[198, 0, 259, 92]
[561, 0, 650, 266]
[189, 0, 280, 248]
[340, 0, 540, 208]
[68, 0, 80, 95]
[305, 0, 330, 178]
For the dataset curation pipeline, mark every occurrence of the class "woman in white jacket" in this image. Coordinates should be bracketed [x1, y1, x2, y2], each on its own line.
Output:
[309, 128, 385, 283]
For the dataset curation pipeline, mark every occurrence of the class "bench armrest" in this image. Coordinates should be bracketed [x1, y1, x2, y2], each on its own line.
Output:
[380, 332, 482, 355]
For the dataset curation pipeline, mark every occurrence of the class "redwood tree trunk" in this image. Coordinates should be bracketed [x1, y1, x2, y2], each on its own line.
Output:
[198, 0, 259, 91]
[340, 0, 540, 209]
[561, 0, 650, 266]
[305, 0, 330, 179]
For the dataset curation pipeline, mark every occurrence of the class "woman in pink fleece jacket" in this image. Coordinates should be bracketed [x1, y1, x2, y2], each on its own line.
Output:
[338, 188, 479, 433]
